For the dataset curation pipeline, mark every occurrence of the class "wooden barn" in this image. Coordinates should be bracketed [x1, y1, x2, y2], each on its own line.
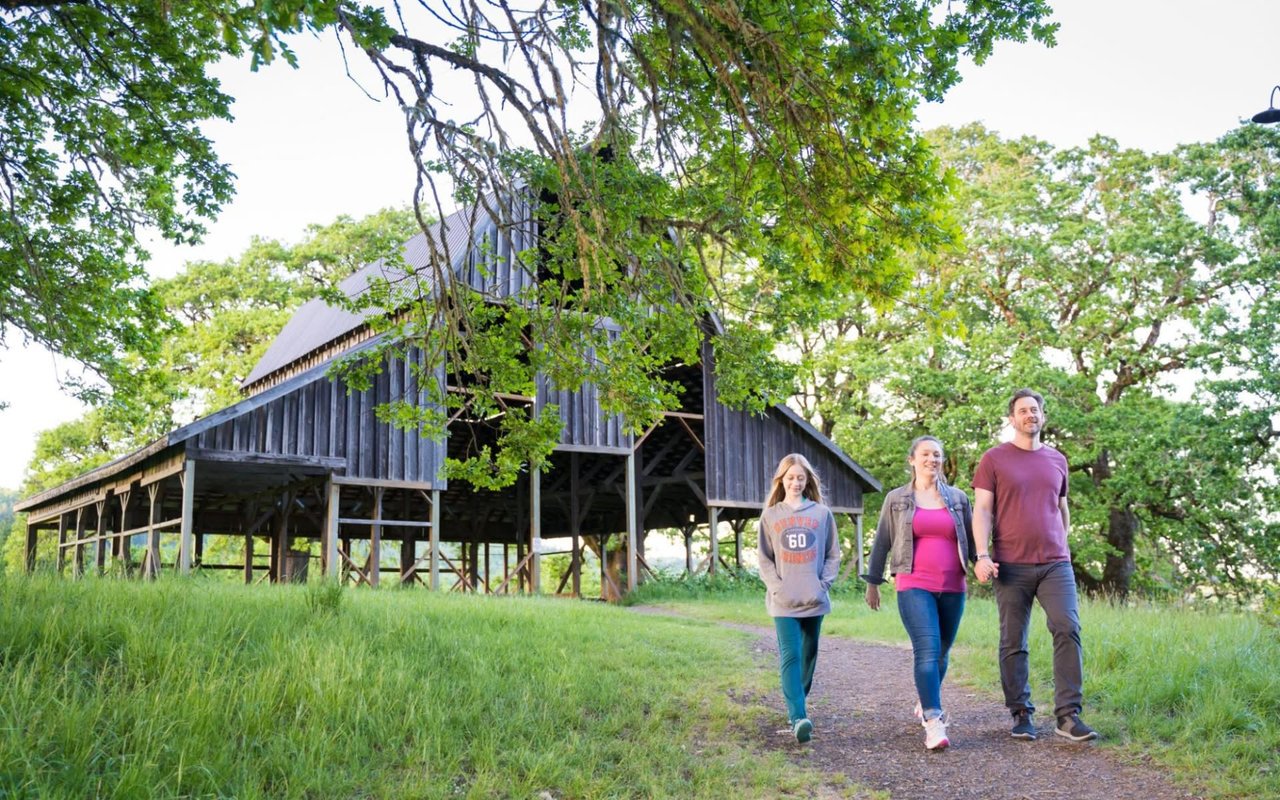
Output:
[16, 200, 881, 598]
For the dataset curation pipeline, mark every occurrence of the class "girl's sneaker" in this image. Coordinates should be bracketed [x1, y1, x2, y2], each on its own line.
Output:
[923, 715, 949, 750]
[792, 718, 813, 743]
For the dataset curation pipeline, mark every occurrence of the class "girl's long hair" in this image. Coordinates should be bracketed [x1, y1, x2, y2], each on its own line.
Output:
[764, 453, 824, 507]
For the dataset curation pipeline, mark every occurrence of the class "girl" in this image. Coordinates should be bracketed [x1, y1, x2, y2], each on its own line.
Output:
[757, 453, 841, 743]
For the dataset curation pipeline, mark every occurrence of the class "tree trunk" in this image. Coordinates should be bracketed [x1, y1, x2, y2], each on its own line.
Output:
[1079, 450, 1137, 599]
[1100, 506, 1138, 599]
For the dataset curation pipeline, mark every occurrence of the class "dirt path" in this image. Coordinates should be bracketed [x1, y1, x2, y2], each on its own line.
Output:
[638, 609, 1205, 800]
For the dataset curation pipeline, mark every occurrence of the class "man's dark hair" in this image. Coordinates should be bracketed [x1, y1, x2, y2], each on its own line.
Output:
[1007, 388, 1045, 416]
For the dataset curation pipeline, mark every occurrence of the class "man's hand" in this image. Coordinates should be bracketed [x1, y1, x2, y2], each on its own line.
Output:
[975, 557, 1000, 583]
[865, 584, 881, 611]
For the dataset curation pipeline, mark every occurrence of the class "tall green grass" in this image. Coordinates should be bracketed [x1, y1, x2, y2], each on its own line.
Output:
[629, 575, 1280, 800]
[0, 575, 840, 799]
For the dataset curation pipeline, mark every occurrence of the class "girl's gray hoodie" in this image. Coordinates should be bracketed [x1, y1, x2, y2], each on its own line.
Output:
[757, 499, 841, 618]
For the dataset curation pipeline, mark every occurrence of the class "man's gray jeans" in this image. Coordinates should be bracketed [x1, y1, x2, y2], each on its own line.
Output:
[993, 559, 1085, 719]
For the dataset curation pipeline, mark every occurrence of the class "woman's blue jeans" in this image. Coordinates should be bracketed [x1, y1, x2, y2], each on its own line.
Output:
[773, 615, 823, 723]
[896, 588, 965, 718]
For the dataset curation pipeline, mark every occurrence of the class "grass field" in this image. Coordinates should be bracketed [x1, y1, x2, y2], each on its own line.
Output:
[629, 575, 1280, 800]
[0, 575, 844, 800]
[3, 572, 1276, 799]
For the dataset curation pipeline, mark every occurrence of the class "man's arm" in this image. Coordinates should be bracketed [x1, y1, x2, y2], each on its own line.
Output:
[973, 488, 999, 582]
[1059, 495, 1070, 536]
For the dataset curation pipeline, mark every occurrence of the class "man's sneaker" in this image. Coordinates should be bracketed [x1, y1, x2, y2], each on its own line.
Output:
[923, 715, 949, 750]
[1055, 713, 1099, 742]
[792, 717, 813, 743]
[913, 701, 923, 722]
[1010, 710, 1036, 740]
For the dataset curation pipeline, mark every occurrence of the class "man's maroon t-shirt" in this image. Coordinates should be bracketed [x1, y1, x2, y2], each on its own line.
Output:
[972, 442, 1070, 564]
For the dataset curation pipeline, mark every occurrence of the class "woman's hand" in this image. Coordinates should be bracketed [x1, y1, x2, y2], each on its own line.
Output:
[865, 583, 881, 611]
[975, 556, 1000, 583]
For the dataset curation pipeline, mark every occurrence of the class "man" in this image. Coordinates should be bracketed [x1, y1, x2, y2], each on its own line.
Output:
[972, 388, 1099, 742]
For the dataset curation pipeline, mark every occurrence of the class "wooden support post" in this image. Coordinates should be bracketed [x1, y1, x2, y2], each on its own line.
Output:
[683, 524, 694, 575]
[24, 522, 36, 574]
[429, 490, 440, 591]
[369, 487, 383, 588]
[598, 532, 609, 601]
[73, 507, 86, 578]
[117, 490, 133, 575]
[516, 538, 525, 593]
[529, 468, 541, 594]
[324, 480, 340, 578]
[195, 531, 204, 568]
[401, 537, 416, 586]
[625, 452, 637, 594]
[733, 518, 744, 570]
[707, 506, 719, 576]
[633, 446, 645, 570]
[55, 513, 68, 575]
[569, 453, 581, 597]
[244, 521, 255, 585]
[146, 483, 161, 580]
[179, 460, 195, 575]
[94, 500, 107, 575]
[273, 491, 294, 583]
[855, 512, 864, 581]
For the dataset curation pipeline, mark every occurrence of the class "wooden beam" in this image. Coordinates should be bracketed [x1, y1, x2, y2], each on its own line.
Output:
[570, 453, 581, 597]
[24, 522, 36, 574]
[626, 452, 637, 594]
[244, 524, 255, 584]
[732, 518, 745, 569]
[369, 487, 384, 588]
[675, 416, 705, 452]
[179, 460, 195, 574]
[491, 550, 535, 595]
[854, 512, 864, 582]
[429, 490, 441, 591]
[707, 506, 719, 576]
[437, 550, 475, 592]
[324, 480, 340, 578]
[94, 500, 107, 574]
[55, 513, 68, 575]
[529, 468, 541, 594]
[338, 549, 373, 587]
[117, 490, 133, 572]
[146, 483, 162, 580]
[331, 475, 434, 490]
[72, 507, 86, 578]
[683, 474, 708, 506]
[336, 517, 433, 528]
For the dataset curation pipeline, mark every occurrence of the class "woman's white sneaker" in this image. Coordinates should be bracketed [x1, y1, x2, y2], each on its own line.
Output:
[923, 715, 949, 750]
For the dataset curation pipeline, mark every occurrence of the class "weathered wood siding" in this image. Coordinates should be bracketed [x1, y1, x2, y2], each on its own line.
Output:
[537, 375, 632, 453]
[451, 201, 539, 300]
[187, 348, 447, 485]
[536, 322, 632, 454]
[702, 342, 866, 513]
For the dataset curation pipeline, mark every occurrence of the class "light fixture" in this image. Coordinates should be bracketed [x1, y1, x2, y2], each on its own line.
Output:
[1251, 85, 1280, 124]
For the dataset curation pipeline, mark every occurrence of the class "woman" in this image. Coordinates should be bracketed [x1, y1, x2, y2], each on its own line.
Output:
[863, 435, 975, 750]
[757, 453, 841, 743]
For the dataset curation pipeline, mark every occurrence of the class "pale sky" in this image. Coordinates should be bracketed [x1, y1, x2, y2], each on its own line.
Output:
[2, 0, 1278, 490]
